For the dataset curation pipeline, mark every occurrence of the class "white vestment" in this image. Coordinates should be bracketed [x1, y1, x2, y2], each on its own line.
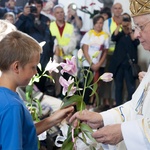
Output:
[101, 65, 150, 150]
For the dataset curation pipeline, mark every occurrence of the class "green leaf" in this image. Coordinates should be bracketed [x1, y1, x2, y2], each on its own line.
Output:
[61, 95, 82, 109]
[25, 92, 32, 103]
[26, 85, 33, 93]
[84, 131, 97, 143]
[80, 123, 93, 133]
[90, 146, 96, 150]
[79, 123, 97, 145]
[66, 82, 74, 97]
[34, 99, 42, 117]
[87, 71, 94, 86]
[74, 128, 80, 137]
[61, 141, 74, 150]
[76, 101, 86, 111]
[92, 82, 98, 93]
[90, 83, 98, 96]
[67, 124, 72, 136]
[77, 136, 90, 146]
[61, 132, 73, 150]
[25, 85, 33, 102]
[43, 74, 54, 82]
[81, 131, 87, 143]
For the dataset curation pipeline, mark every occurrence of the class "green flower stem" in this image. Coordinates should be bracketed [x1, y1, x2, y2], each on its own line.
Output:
[80, 65, 92, 111]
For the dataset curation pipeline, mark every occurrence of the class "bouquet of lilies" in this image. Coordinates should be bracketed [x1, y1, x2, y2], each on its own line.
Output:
[26, 49, 113, 149]
[55, 49, 112, 150]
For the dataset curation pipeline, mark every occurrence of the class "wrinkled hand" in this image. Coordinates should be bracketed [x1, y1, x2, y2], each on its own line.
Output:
[92, 124, 123, 145]
[51, 106, 74, 125]
[69, 110, 104, 129]
[138, 71, 146, 82]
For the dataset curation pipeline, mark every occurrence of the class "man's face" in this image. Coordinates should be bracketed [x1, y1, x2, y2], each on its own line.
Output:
[54, 7, 65, 21]
[112, 3, 123, 17]
[6, 0, 16, 9]
[133, 14, 150, 51]
[35, 3, 42, 16]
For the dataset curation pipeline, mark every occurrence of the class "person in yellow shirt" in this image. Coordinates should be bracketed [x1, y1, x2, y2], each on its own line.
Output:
[50, 4, 77, 62]
[49, 4, 77, 97]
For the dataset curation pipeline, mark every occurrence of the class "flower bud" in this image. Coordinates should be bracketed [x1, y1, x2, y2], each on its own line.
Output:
[77, 49, 83, 60]
[100, 72, 113, 82]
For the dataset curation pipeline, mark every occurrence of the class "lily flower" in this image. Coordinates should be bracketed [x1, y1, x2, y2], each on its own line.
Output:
[59, 76, 76, 96]
[77, 49, 83, 60]
[60, 56, 77, 77]
[100, 72, 113, 82]
[45, 58, 60, 73]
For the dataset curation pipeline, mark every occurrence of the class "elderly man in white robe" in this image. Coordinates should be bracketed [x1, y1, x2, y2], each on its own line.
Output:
[69, 0, 150, 149]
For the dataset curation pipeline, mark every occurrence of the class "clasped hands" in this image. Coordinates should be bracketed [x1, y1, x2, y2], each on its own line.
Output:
[69, 110, 123, 145]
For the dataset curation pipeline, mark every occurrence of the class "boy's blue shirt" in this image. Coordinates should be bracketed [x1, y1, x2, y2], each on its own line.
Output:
[0, 87, 38, 150]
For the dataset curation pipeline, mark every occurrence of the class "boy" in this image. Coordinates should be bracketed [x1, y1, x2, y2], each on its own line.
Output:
[0, 31, 73, 149]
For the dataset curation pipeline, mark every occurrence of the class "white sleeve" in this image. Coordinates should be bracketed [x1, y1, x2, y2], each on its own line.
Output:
[100, 66, 150, 149]
[80, 32, 90, 47]
[121, 119, 150, 150]
[104, 35, 109, 49]
[101, 103, 150, 150]
[100, 101, 136, 125]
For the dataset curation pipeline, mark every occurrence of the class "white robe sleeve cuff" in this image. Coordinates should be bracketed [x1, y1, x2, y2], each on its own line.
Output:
[100, 108, 122, 125]
[100, 110, 116, 125]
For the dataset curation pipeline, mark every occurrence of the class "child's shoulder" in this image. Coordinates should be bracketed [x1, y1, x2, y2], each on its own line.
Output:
[0, 87, 23, 111]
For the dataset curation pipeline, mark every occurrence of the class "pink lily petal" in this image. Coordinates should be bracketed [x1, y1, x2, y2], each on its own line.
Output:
[60, 56, 77, 77]
[59, 76, 76, 96]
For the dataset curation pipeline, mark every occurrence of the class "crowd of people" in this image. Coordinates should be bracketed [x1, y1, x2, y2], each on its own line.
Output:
[0, 0, 149, 149]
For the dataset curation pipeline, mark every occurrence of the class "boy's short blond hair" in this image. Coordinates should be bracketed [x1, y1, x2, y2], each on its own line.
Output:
[0, 31, 42, 71]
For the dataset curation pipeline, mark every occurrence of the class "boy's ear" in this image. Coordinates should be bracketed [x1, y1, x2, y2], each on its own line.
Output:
[11, 61, 20, 73]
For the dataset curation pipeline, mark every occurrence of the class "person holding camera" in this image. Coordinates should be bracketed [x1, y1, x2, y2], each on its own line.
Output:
[109, 13, 140, 106]
[15, 0, 54, 94]
[66, 3, 83, 49]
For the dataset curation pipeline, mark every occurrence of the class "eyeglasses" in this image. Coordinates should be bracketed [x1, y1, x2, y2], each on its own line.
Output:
[133, 20, 150, 32]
